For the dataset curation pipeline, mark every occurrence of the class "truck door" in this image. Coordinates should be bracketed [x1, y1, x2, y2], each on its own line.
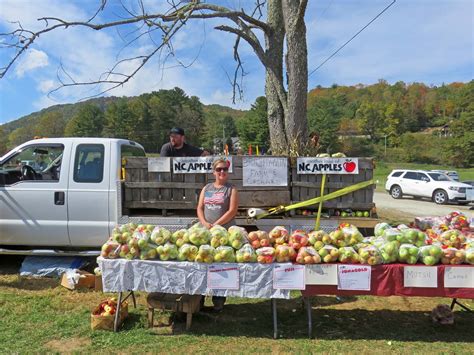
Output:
[67, 143, 110, 247]
[0, 143, 70, 246]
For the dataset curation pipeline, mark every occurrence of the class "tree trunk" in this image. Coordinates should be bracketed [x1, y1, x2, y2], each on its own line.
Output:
[282, 0, 309, 154]
[265, 0, 288, 155]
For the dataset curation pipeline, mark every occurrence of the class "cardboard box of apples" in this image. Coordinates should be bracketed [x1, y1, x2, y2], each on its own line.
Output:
[91, 298, 128, 330]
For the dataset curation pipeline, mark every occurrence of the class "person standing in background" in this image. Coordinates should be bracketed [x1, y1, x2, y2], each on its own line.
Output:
[160, 127, 209, 157]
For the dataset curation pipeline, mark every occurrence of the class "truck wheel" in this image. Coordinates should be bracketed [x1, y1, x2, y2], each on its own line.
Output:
[390, 185, 403, 199]
[433, 189, 448, 205]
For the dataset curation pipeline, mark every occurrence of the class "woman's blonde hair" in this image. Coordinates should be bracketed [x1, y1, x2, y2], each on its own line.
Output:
[212, 158, 228, 170]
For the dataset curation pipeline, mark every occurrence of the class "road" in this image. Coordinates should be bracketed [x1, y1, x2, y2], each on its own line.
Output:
[374, 191, 473, 222]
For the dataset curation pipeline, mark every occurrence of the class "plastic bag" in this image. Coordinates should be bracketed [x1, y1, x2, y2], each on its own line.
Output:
[150, 226, 171, 245]
[215, 246, 236, 262]
[438, 230, 466, 249]
[111, 224, 135, 244]
[269, 226, 289, 245]
[101, 240, 121, 259]
[318, 245, 339, 263]
[289, 230, 309, 250]
[195, 245, 216, 263]
[139, 246, 158, 260]
[339, 224, 364, 246]
[374, 222, 391, 237]
[210, 225, 230, 248]
[399, 228, 427, 247]
[465, 248, 474, 265]
[188, 224, 211, 246]
[419, 245, 443, 265]
[296, 246, 321, 264]
[247, 230, 271, 249]
[308, 230, 329, 250]
[441, 248, 465, 265]
[236, 244, 257, 263]
[379, 241, 399, 264]
[177, 243, 199, 262]
[398, 244, 419, 264]
[274, 245, 297, 262]
[156, 242, 178, 261]
[445, 211, 469, 230]
[131, 227, 151, 249]
[171, 229, 190, 247]
[255, 247, 276, 264]
[228, 226, 248, 249]
[358, 245, 383, 265]
[338, 247, 359, 264]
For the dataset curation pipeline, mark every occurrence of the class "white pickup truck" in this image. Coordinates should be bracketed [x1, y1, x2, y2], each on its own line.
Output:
[0, 138, 146, 254]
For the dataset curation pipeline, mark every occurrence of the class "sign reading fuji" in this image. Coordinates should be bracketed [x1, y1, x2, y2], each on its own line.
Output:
[297, 158, 359, 175]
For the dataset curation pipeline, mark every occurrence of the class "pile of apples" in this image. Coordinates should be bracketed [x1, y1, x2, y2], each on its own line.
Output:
[93, 298, 127, 317]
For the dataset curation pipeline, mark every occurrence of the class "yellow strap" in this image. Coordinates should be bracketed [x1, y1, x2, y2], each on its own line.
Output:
[315, 174, 326, 230]
[257, 179, 375, 219]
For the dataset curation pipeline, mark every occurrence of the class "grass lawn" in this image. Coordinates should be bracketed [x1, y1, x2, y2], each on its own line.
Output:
[0, 273, 472, 353]
[374, 161, 474, 192]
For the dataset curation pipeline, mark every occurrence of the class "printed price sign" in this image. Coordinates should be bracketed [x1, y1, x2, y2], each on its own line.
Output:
[148, 157, 171, 172]
[297, 157, 359, 175]
[173, 156, 233, 174]
[305, 264, 338, 285]
[207, 264, 239, 290]
[404, 266, 437, 288]
[273, 264, 305, 290]
[444, 267, 473, 288]
[337, 265, 371, 291]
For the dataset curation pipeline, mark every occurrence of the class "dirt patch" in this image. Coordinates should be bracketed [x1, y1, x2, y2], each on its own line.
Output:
[45, 337, 91, 352]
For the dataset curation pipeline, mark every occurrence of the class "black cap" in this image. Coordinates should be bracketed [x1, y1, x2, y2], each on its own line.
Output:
[169, 127, 185, 135]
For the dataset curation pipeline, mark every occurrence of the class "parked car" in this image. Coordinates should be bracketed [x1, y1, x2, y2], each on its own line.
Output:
[430, 170, 459, 181]
[385, 169, 473, 205]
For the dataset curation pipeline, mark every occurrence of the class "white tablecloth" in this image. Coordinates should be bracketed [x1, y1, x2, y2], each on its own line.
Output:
[98, 257, 291, 299]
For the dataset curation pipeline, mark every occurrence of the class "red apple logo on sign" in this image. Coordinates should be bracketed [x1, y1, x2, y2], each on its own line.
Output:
[343, 160, 356, 173]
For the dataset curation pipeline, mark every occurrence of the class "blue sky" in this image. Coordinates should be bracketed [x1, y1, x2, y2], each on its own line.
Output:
[0, 0, 473, 124]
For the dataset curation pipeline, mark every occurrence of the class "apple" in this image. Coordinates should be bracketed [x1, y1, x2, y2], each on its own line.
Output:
[319, 246, 339, 263]
[296, 246, 321, 264]
[255, 247, 276, 263]
[178, 243, 199, 261]
[358, 246, 383, 265]
[441, 248, 465, 265]
[438, 230, 466, 249]
[379, 241, 399, 264]
[228, 226, 248, 250]
[338, 247, 360, 264]
[269, 226, 289, 245]
[215, 246, 236, 262]
[363, 211, 370, 217]
[398, 244, 419, 264]
[195, 245, 216, 263]
[419, 245, 442, 265]
[171, 229, 189, 247]
[150, 226, 171, 245]
[236, 244, 257, 263]
[308, 230, 328, 246]
[188, 226, 211, 246]
[274, 245, 296, 262]
[289, 230, 309, 250]
[465, 248, 474, 265]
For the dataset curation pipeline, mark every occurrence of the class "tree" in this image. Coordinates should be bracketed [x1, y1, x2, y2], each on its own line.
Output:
[8, 126, 33, 148]
[236, 96, 269, 151]
[442, 106, 474, 167]
[64, 104, 104, 137]
[0, 126, 8, 155]
[35, 112, 65, 137]
[102, 99, 134, 139]
[0, 0, 309, 155]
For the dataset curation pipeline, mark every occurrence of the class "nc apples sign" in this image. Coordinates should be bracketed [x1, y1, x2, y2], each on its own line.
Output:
[297, 158, 359, 175]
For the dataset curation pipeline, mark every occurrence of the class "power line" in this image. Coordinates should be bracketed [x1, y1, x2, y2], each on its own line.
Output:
[309, 0, 397, 78]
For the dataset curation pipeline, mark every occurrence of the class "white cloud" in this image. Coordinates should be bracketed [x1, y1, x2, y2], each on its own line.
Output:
[14, 49, 49, 77]
[37, 80, 55, 93]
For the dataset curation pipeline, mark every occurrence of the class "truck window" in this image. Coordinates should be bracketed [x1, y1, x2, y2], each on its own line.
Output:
[0, 144, 64, 185]
[121, 144, 146, 158]
[73, 144, 105, 183]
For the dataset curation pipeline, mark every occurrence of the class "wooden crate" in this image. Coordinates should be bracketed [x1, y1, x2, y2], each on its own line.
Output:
[123, 157, 207, 215]
[290, 158, 375, 210]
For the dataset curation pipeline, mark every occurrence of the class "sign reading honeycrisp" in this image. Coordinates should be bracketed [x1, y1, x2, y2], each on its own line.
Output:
[173, 156, 233, 174]
[297, 157, 359, 174]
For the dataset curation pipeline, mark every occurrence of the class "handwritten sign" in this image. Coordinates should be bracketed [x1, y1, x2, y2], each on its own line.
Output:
[305, 264, 338, 285]
[404, 266, 437, 288]
[207, 264, 240, 289]
[444, 267, 473, 288]
[173, 156, 233, 174]
[243, 157, 288, 186]
[297, 158, 359, 174]
[273, 264, 305, 290]
[148, 157, 171, 172]
[337, 265, 371, 291]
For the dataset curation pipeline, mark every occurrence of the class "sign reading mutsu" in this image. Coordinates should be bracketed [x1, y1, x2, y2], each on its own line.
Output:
[173, 156, 233, 174]
[297, 158, 359, 174]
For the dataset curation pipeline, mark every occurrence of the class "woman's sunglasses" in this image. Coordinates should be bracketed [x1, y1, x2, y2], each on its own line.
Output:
[215, 167, 229, 173]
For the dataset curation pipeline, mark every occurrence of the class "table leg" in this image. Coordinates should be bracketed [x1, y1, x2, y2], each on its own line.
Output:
[131, 291, 137, 308]
[305, 297, 312, 339]
[114, 292, 123, 332]
[451, 298, 472, 312]
[186, 312, 193, 330]
[272, 298, 278, 339]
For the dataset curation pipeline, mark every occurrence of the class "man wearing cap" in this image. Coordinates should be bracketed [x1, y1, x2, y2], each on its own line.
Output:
[160, 127, 208, 157]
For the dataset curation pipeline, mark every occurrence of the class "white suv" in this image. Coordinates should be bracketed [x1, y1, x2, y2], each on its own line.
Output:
[385, 170, 473, 205]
